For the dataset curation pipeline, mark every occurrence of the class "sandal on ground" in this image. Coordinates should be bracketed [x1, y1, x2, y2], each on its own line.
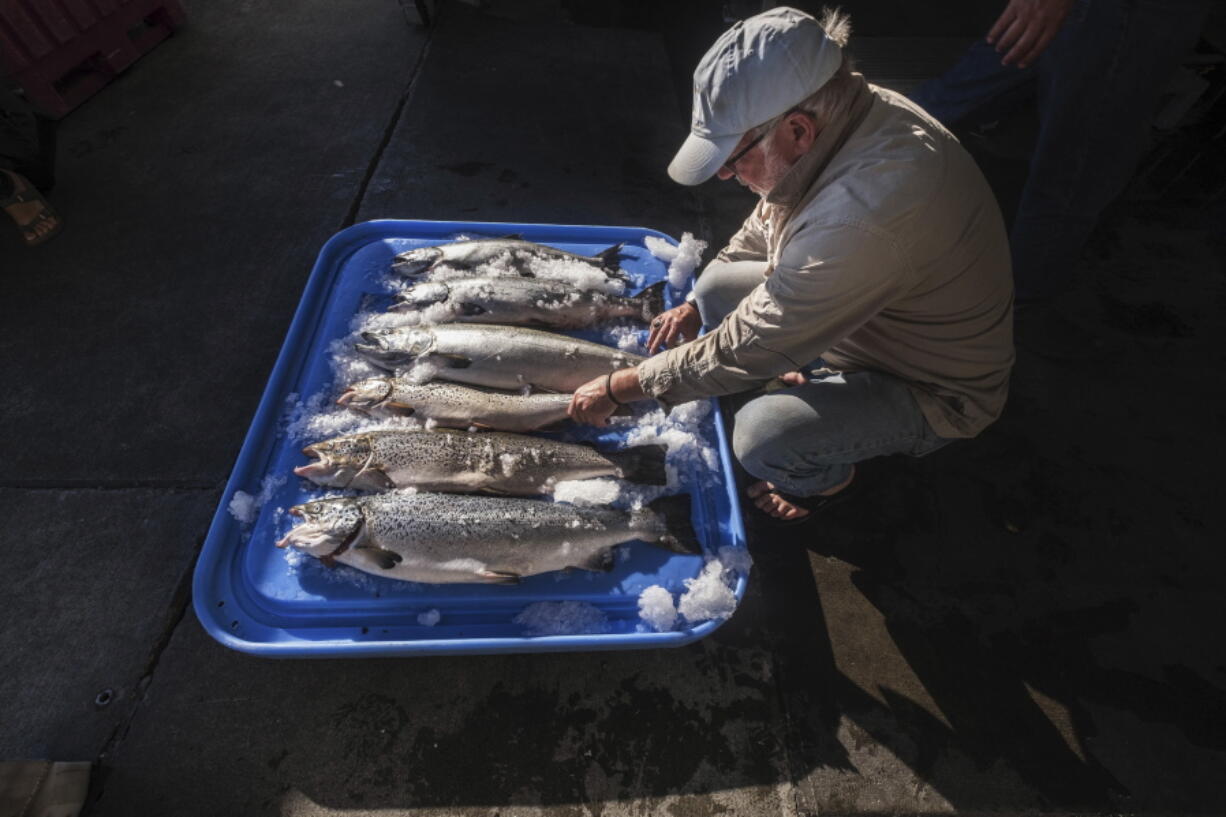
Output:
[749, 477, 863, 528]
[0, 169, 62, 247]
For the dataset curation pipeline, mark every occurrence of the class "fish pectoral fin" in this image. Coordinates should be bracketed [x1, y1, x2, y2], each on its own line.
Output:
[384, 401, 416, 416]
[353, 545, 403, 570]
[577, 549, 616, 573]
[439, 354, 472, 369]
[458, 302, 487, 316]
[354, 469, 396, 491]
[478, 569, 521, 585]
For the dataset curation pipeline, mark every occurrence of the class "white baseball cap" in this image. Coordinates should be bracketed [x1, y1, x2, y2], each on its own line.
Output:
[668, 7, 844, 186]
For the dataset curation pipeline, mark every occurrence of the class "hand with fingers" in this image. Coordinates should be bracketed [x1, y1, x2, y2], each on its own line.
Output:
[568, 373, 618, 426]
[647, 302, 702, 354]
[987, 0, 1074, 68]
[568, 368, 646, 426]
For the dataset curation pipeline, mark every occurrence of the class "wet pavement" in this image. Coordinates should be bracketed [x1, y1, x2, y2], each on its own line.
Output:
[2, 1, 1224, 815]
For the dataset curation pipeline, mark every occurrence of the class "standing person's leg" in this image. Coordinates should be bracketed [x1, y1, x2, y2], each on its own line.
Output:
[731, 370, 949, 522]
[0, 87, 61, 246]
[0, 88, 45, 179]
[1013, 0, 1210, 303]
[909, 38, 1037, 128]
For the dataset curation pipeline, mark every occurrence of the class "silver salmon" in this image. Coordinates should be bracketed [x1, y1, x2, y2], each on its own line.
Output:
[354, 324, 643, 392]
[276, 492, 699, 584]
[338, 378, 576, 431]
[392, 236, 627, 284]
[293, 429, 667, 494]
[390, 278, 665, 328]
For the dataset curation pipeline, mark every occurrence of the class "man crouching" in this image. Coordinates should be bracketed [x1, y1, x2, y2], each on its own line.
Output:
[569, 7, 1013, 525]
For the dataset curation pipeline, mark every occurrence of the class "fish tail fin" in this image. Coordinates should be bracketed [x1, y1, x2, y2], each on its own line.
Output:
[595, 242, 626, 270]
[604, 444, 668, 485]
[646, 494, 701, 555]
[634, 280, 667, 323]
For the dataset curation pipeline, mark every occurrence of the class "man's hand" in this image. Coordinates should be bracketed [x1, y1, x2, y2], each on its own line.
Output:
[567, 368, 647, 426]
[647, 302, 702, 354]
[987, 0, 1073, 68]
[567, 374, 619, 427]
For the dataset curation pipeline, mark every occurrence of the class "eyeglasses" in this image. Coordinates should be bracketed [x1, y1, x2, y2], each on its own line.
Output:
[722, 130, 768, 172]
[721, 108, 805, 173]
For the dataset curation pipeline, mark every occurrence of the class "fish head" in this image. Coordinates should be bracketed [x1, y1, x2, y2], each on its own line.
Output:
[293, 435, 373, 488]
[354, 328, 434, 369]
[392, 247, 443, 278]
[337, 377, 395, 415]
[391, 282, 450, 312]
[275, 498, 363, 555]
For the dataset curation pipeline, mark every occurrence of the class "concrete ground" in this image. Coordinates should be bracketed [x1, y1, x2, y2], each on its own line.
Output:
[2, 1, 1224, 815]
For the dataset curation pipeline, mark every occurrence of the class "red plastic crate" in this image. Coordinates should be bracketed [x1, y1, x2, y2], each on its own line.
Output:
[0, 0, 186, 117]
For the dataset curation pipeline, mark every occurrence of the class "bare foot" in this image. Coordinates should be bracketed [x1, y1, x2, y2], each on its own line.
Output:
[746, 467, 857, 521]
[746, 480, 810, 521]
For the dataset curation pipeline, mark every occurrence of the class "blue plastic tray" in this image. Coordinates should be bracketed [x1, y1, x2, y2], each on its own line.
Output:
[193, 219, 748, 657]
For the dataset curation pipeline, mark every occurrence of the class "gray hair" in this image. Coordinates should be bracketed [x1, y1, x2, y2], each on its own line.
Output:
[749, 7, 857, 141]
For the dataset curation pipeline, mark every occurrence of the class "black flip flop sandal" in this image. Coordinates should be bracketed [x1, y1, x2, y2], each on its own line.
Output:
[0, 169, 62, 247]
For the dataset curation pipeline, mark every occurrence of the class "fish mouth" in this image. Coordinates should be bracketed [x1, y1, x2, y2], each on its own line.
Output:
[276, 505, 305, 548]
[293, 461, 332, 479]
[391, 248, 443, 278]
[354, 344, 408, 369]
[356, 333, 401, 363]
[336, 388, 378, 415]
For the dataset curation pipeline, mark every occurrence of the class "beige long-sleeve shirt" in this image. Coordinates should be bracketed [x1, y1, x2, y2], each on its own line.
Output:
[638, 81, 1014, 438]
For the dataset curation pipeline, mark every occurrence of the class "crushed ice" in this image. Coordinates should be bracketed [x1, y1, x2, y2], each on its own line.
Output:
[637, 585, 678, 632]
[228, 473, 287, 525]
[646, 232, 708, 291]
[514, 601, 611, 636]
[677, 559, 738, 624]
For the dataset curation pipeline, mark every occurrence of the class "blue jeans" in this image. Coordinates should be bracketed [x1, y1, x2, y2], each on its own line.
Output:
[694, 260, 949, 495]
[910, 0, 1209, 303]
